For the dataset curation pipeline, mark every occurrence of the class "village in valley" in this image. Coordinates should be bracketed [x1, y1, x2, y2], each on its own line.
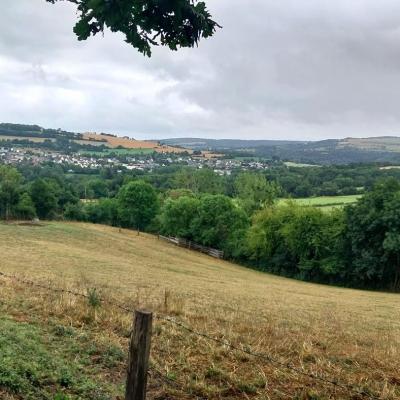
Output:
[0, 130, 272, 174]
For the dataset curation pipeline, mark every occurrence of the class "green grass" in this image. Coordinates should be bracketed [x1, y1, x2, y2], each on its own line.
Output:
[0, 315, 124, 399]
[80, 148, 154, 156]
[284, 161, 321, 168]
[279, 194, 362, 210]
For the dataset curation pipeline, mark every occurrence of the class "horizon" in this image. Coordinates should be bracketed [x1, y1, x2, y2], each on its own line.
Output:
[0, 121, 400, 142]
[3, 121, 400, 143]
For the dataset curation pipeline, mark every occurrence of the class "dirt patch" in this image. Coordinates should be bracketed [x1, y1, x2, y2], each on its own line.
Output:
[17, 221, 46, 227]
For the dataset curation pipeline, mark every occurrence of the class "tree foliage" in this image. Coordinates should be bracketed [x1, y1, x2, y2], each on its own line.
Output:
[235, 172, 280, 214]
[0, 166, 22, 219]
[160, 193, 249, 255]
[246, 203, 344, 281]
[46, 0, 220, 56]
[191, 194, 248, 251]
[117, 180, 159, 230]
[30, 179, 59, 219]
[173, 168, 224, 195]
[342, 179, 400, 290]
[160, 196, 200, 239]
[15, 193, 36, 220]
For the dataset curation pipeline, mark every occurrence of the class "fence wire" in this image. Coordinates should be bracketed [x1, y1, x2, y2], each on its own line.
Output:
[0, 271, 382, 400]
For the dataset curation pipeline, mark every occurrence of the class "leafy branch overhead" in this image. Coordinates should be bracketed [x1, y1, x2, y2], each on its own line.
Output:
[46, 0, 220, 56]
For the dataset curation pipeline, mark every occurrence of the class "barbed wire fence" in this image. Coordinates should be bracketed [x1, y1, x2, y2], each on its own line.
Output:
[0, 271, 382, 400]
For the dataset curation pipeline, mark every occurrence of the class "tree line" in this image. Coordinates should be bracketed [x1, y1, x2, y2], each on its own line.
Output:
[1, 163, 400, 291]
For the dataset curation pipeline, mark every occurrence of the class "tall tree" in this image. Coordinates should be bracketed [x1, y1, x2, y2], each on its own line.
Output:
[235, 172, 280, 214]
[46, 0, 220, 56]
[160, 196, 200, 239]
[30, 179, 59, 219]
[15, 193, 36, 220]
[342, 179, 400, 291]
[191, 194, 248, 251]
[0, 166, 22, 220]
[117, 180, 159, 232]
[173, 168, 224, 194]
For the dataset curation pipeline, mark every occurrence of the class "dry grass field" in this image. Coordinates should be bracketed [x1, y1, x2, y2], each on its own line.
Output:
[339, 137, 400, 152]
[0, 221, 399, 399]
[80, 133, 189, 154]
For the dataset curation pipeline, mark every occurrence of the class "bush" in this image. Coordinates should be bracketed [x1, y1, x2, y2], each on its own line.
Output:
[64, 202, 86, 221]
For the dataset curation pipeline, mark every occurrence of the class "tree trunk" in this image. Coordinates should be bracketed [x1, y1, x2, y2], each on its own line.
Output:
[393, 254, 400, 292]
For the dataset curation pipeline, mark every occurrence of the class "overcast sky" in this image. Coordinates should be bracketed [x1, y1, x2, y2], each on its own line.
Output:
[2, 1, 400, 140]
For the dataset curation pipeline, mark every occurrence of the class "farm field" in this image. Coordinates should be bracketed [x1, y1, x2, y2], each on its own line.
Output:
[0, 221, 399, 399]
[279, 194, 362, 210]
[284, 161, 321, 168]
[339, 136, 400, 152]
[81, 132, 189, 154]
[79, 148, 155, 156]
[0, 135, 55, 143]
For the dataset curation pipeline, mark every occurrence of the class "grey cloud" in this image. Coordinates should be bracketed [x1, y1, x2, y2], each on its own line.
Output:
[2, 0, 400, 139]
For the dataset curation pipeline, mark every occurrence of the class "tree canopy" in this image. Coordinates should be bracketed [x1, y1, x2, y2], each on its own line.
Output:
[117, 180, 159, 230]
[235, 172, 280, 214]
[46, 0, 220, 56]
[0, 166, 22, 220]
[342, 179, 400, 291]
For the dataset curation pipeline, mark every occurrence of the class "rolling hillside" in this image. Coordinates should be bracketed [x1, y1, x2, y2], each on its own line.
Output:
[162, 136, 400, 164]
[0, 221, 399, 399]
[0, 123, 190, 154]
[79, 132, 189, 153]
[339, 136, 400, 152]
[162, 136, 400, 152]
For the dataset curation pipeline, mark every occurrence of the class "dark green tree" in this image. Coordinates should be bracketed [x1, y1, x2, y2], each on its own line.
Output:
[342, 179, 400, 291]
[84, 198, 119, 225]
[0, 166, 22, 220]
[30, 179, 59, 219]
[191, 194, 248, 251]
[87, 178, 109, 199]
[15, 193, 36, 220]
[235, 172, 280, 214]
[46, 0, 220, 56]
[246, 203, 344, 281]
[160, 196, 200, 239]
[117, 180, 159, 231]
[64, 201, 87, 221]
[173, 168, 224, 194]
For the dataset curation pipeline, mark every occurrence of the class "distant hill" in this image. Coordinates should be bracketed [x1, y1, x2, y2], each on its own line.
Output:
[160, 138, 306, 150]
[161, 136, 400, 164]
[0, 123, 190, 154]
[3, 123, 400, 164]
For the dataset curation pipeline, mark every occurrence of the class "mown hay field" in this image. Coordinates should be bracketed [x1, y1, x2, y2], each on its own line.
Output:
[80, 133, 188, 154]
[0, 222, 399, 399]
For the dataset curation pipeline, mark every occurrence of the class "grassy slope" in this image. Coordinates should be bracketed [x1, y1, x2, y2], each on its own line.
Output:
[0, 222, 399, 399]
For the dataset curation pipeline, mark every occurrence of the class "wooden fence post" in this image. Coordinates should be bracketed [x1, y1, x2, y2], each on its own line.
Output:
[125, 310, 153, 400]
